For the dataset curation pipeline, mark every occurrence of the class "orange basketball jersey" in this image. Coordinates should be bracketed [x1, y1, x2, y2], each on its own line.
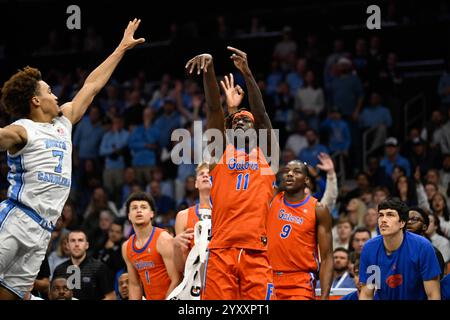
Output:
[126, 227, 171, 300]
[209, 144, 275, 250]
[267, 192, 320, 273]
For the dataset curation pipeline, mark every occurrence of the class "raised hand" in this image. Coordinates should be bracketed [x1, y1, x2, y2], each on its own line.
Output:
[185, 54, 213, 75]
[220, 73, 245, 111]
[227, 46, 251, 74]
[316, 152, 335, 173]
[119, 18, 146, 50]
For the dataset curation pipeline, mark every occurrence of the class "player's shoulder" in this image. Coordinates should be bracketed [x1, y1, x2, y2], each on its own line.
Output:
[364, 234, 383, 249]
[405, 231, 433, 248]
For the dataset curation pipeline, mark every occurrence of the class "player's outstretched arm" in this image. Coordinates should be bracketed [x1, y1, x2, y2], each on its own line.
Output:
[227, 46, 279, 159]
[185, 54, 224, 134]
[316, 202, 333, 300]
[0, 125, 27, 153]
[122, 241, 144, 300]
[61, 18, 145, 124]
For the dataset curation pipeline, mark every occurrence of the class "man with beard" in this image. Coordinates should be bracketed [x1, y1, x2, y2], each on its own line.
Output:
[267, 160, 333, 300]
[48, 276, 78, 300]
[406, 207, 445, 278]
[53, 230, 115, 300]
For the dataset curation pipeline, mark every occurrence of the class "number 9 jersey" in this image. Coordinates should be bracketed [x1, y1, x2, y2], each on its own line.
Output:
[6, 116, 72, 225]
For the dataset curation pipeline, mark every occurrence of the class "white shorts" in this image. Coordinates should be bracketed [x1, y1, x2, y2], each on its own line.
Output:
[0, 201, 51, 299]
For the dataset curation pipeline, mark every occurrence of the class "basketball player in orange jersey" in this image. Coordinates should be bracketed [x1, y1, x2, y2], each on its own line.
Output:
[185, 47, 279, 300]
[173, 162, 211, 272]
[267, 160, 333, 300]
[122, 192, 180, 299]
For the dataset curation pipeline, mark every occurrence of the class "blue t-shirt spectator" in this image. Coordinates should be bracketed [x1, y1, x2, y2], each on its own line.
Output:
[320, 117, 351, 153]
[100, 128, 129, 169]
[359, 105, 392, 129]
[73, 116, 105, 159]
[128, 125, 160, 167]
[380, 154, 411, 177]
[299, 144, 329, 167]
[360, 232, 441, 300]
[331, 73, 364, 117]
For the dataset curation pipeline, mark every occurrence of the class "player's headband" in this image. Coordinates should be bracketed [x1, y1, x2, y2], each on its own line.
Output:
[232, 110, 255, 123]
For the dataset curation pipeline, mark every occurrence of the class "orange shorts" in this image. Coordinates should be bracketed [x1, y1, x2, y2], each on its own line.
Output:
[203, 248, 275, 300]
[273, 271, 316, 300]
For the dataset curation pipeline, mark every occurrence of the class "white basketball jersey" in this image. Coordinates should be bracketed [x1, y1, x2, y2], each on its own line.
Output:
[7, 116, 72, 224]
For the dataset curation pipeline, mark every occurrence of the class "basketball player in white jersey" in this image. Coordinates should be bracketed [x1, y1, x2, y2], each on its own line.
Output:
[0, 19, 145, 300]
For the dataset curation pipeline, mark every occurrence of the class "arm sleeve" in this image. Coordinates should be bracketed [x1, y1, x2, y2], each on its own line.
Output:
[419, 241, 442, 281]
[416, 183, 431, 212]
[320, 172, 338, 212]
[359, 245, 372, 284]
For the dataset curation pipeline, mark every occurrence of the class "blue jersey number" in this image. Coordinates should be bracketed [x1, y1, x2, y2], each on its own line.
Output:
[145, 270, 151, 284]
[236, 173, 250, 190]
[280, 224, 292, 239]
[52, 150, 64, 173]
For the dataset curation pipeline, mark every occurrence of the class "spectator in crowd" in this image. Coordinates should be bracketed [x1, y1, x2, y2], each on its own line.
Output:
[273, 26, 297, 70]
[53, 230, 116, 300]
[437, 60, 450, 110]
[330, 57, 364, 121]
[123, 89, 145, 129]
[128, 107, 160, 188]
[285, 119, 309, 157]
[321, 248, 356, 289]
[298, 128, 329, 167]
[153, 98, 181, 149]
[407, 207, 446, 277]
[426, 214, 450, 264]
[294, 70, 324, 131]
[286, 57, 306, 96]
[73, 104, 105, 187]
[48, 276, 78, 300]
[346, 198, 368, 228]
[320, 108, 351, 155]
[149, 180, 176, 227]
[118, 272, 129, 300]
[348, 227, 371, 255]
[100, 115, 130, 206]
[364, 206, 379, 238]
[48, 232, 70, 278]
[358, 92, 392, 130]
[333, 216, 353, 250]
[380, 137, 412, 177]
[96, 220, 126, 276]
[430, 192, 450, 238]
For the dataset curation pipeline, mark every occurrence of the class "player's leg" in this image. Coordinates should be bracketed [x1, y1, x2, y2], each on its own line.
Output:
[202, 248, 239, 300]
[273, 271, 316, 300]
[238, 250, 275, 300]
[0, 207, 51, 300]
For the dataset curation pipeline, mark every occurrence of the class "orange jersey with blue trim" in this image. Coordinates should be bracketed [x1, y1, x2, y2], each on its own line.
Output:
[126, 227, 171, 300]
[267, 192, 319, 272]
[209, 144, 275, 250]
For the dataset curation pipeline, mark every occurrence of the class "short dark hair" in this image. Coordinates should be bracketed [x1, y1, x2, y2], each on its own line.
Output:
[125, 191, 156, 216]
[333, 247, 350, 257]
[408, 207, 430, 228]
[68, 229, 88, 241]
[1, 66, 42, 118]
[378, 197, 409, 231]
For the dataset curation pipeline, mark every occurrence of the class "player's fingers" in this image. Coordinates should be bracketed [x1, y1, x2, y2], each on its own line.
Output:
[224, 74, 230, 88]
[236, 85, 243, 95]
[220, 80, 226, 91]
[230, 73, 234, 86]
[227, 46, 246, 57]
